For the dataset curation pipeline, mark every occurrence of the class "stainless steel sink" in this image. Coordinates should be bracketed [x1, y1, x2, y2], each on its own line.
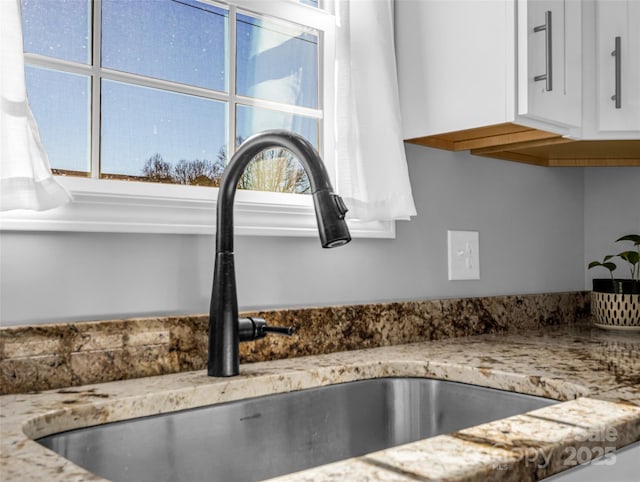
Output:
[37, 377, 557, 482]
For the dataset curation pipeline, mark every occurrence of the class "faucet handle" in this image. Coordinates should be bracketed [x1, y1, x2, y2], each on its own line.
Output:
[332, 194, 349, 219]
[261, 325, 294, 336]
[238, 317, 294, 342]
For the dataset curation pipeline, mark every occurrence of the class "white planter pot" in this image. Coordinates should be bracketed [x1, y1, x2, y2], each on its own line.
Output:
[591, 291, 640, 331]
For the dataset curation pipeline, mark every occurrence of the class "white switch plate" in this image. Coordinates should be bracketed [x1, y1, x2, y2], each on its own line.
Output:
[447, 230, 480, 280]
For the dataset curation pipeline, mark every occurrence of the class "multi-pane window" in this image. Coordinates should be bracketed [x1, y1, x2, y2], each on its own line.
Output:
[21, 0, 326, 194]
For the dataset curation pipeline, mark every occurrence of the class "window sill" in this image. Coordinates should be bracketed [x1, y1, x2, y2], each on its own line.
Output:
[0, 177, 395, 238]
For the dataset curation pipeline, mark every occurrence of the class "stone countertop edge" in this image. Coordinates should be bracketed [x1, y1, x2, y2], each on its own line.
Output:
[1, 323, 639, 482]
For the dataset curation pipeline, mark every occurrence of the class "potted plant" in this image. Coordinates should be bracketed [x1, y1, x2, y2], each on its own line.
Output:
[588, 234, 640, 331]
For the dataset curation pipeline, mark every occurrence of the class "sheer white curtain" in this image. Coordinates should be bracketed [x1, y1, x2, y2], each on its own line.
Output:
[0, 0, 71, 211]
[332, 0, 416, 222]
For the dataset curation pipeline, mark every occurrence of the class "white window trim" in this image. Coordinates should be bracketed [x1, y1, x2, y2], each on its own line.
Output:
[0, 176, 395, 237]
[1, 0, 394, 238]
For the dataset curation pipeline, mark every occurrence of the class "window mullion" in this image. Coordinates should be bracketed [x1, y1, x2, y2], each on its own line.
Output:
[228, 5, 238, 162]
[91, 0, 102, 179]
[99, 68, 231, 103]
[235, 95, 323, 119]
[23, 54, 93, 76]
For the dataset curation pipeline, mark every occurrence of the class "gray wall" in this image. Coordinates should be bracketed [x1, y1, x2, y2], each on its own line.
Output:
[584, 167, 640, 287]
[1, 145, 592, 326]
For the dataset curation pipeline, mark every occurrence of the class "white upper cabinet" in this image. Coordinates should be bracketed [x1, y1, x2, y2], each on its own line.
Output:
[582, 0, 640, 138]
[518, 0, 582, 129]
[395, 0, 581, 143]
[395, 0, 640, 165]
[395, 0, 516, 140]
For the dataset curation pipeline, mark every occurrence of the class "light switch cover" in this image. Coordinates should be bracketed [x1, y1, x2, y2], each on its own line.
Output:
[448, 230, 480, 280]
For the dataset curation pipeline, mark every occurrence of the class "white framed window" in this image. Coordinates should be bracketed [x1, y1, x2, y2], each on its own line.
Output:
[1, 0, 393, 238]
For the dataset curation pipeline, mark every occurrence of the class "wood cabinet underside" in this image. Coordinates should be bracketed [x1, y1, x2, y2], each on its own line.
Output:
[406, 123, 640, 167]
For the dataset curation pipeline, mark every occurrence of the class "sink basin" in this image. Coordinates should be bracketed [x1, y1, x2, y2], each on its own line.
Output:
[37, 377, 557, 482]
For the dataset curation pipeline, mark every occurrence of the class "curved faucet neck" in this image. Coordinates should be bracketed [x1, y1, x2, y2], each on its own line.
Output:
[216, 130, 334, 253]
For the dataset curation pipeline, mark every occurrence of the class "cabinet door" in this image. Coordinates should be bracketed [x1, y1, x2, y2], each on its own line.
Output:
[395, 0, 515, 139]
[518, 0, 581, 128]
[596, 0, 640, 134]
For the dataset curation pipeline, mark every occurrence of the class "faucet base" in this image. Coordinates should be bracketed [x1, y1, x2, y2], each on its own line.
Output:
[208, 251, 239, 377]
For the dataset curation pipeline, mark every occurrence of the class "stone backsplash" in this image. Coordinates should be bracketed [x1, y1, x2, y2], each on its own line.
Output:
[0, 291, 590, 394]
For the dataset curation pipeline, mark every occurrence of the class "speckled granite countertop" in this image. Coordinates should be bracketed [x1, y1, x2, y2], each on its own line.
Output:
[1, 322, 639, 482]
[0, 292, 590, 395]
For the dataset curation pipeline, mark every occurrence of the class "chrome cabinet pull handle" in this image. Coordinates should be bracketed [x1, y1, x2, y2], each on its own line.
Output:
[611, 36, 622, 109]
[533, 10, 553, 91]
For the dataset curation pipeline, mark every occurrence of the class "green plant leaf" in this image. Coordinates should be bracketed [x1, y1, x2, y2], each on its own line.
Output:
[588, 261, 616, 272]
[616, 234, 640, 246]
[618, 251, 640, 265]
